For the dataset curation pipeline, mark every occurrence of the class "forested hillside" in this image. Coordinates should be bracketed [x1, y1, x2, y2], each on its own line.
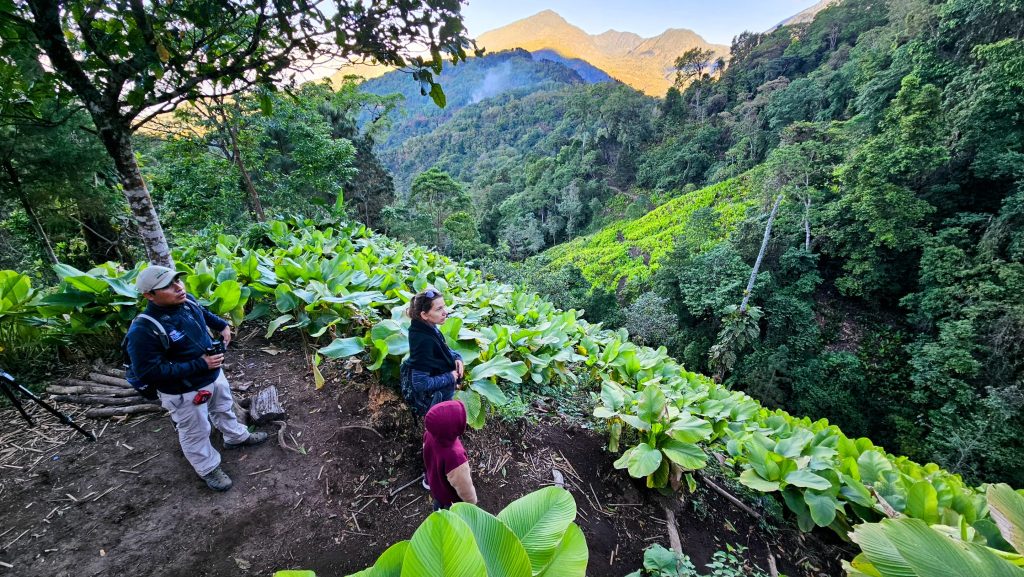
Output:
[534, 0, 1024, 486]
[363, 0, 1024, 487]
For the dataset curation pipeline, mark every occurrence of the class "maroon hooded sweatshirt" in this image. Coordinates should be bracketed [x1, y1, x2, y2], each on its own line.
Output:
[423, 400, 469, 508]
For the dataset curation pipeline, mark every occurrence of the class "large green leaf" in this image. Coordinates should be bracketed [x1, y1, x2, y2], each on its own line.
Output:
[53, 263, 108, 293]
[667, 414, 712, 444]
[989, 484, 1024, 553]
[785, 469, 833, 491]
[275, 284, 301, 313]
[450, 503, 532, 577]
[637, 383, 666, 424]
[739, 469, 781, 492]
[319, 337, 365, 359]
[469, 379, 508, 405]
[266, 314, 293, 338]
[455, 390, 485, 430]
[0, 271, 32, 307]
[39, 291, 95, 308]
[210, 280, 242, 313]
[347, 541, 409, 577]
[805, 492, 839, 527]
[613, 443, 662, 478]
[535, 523, 588, 577]
[101, 276, 138, 298]
[400, 510, 486, 577]
[906, 481, 939, 525]
[857, 450, 893, 484]
[497, 487, 577, 574]
[659, 438, 707, 471]
[851, 518, 1024, 577]
[468, 355, 527, 384]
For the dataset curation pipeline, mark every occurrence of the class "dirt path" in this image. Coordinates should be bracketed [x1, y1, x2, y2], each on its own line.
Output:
[0, 334, 848, 576]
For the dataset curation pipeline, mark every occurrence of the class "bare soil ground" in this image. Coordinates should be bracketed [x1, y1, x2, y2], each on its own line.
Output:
[0, 330, 851, 576]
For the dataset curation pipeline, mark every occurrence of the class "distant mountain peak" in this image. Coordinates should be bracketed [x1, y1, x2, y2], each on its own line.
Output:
[478, 13, 727, 96]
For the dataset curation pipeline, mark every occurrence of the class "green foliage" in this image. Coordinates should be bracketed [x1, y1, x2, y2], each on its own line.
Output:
[626, 544, 771, 577]
[844, 484, 1024, 577]
[542, 175, 756, 290]
[626, 544, 698, 577]
[4, 215, 1022, 571]
[623, 292, 677, 348]
[705, 545, 770, 577]
[337, 487, 587, 577]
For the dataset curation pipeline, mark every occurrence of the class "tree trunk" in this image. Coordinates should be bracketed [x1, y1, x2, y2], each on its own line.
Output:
[222, 105, 265, 222]
[98, 126, 173, 266]
[2, 159, 59, 265]
[229, 128, 265, 222]
[804, 197, 812, 251]
[26, 0, 171, 266]
[740, 193, 784, 313]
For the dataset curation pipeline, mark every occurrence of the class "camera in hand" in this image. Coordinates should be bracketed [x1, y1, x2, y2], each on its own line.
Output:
[205, 340, 226, 356]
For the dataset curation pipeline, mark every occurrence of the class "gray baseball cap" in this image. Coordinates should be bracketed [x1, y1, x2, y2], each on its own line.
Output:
[135, 265, 186, 293]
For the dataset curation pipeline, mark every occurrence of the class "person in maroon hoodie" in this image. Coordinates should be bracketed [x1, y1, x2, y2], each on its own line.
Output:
[422, 400, 478, 510]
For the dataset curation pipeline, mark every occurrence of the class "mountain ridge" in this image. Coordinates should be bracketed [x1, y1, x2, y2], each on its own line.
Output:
[477, 10, 729, 96]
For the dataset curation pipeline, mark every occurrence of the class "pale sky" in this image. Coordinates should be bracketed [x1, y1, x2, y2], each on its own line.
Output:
[462, 0, 823, 46]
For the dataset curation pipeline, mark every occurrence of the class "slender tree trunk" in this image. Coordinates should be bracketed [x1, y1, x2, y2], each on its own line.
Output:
[228, 127, 265, 222]
[3, 159, 59, 265]
[98, 126, 173, 266]
[222, 105, 265, 222]
[740, 193, 784, 313]
[804, 197, 812, 251]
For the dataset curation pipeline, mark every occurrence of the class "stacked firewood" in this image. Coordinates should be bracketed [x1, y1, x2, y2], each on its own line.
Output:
[45, 365, 164, 419]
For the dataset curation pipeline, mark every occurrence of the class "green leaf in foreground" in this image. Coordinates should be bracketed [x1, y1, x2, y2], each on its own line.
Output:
[497, 487, 577, 574]
[400, 510, 486, 577]
[849, 517, 1024, 577]
[450, 503, 532, 577]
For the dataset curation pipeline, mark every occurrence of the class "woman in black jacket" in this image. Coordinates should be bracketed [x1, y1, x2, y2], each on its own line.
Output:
[401, 288, 465, 417]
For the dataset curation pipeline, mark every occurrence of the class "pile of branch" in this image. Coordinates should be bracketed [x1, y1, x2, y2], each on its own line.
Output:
[46, 365, 163, 419]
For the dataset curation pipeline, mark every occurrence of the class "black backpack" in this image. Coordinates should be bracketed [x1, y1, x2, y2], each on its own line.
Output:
[121, 313, 169, 401]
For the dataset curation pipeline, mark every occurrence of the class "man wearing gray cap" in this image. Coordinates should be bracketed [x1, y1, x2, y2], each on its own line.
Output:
[125, 265, 267, 491]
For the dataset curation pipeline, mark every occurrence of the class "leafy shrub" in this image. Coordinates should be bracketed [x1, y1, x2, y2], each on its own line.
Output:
[273, 487, 588, 577]
[623, 292, 677, 348]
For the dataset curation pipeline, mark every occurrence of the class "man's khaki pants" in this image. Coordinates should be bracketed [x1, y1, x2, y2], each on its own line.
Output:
[158, 371, 249, 477]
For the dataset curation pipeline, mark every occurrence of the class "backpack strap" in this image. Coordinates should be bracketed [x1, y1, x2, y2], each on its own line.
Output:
[134, 313, 170, 350]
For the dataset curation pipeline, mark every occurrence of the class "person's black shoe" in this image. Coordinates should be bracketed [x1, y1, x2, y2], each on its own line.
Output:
[224, 431, 268, 450]
[201, 467, 233, 491]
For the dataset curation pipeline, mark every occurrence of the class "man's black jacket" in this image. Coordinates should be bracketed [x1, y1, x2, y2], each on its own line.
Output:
[125, 295, 227, 395]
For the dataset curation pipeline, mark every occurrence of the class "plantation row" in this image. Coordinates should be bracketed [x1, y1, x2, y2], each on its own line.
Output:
[542, 174, 755, 289]
[1, 217, 1021, 574]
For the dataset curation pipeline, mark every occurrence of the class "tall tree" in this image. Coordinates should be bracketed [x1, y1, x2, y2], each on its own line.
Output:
[673, 47, 719, 121]
[408, 167, 470, 248]
[1, 0, 474, 265]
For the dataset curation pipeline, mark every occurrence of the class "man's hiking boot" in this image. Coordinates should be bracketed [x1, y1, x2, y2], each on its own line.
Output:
[201, 467, 233, 491]
[224, 431, 268, 450]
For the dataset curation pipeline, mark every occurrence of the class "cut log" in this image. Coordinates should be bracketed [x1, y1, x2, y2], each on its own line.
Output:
[51, 394, 156, 406]
[663, 506, 683, 555]
[47, 385, 139, 397]
[85, 405, 163, 418]
[250, 385, 286, 424]
[91, 361, 126, 379]
[88, 373, 133, 389]
[58, 378, 111, 389]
